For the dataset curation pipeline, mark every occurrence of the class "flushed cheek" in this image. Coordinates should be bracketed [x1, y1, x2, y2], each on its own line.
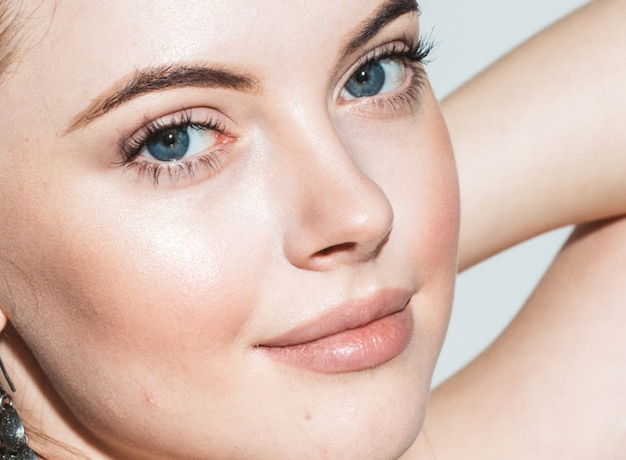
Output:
[404, 114, 459, 274]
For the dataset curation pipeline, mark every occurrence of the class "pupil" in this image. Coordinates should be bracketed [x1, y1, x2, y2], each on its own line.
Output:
[356, 70, 370, 85]
[162, 131, 179, 147]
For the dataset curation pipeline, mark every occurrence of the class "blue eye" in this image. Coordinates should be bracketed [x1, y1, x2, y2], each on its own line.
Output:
[342, 58, 406, 100]
[143, 125, 214, 162]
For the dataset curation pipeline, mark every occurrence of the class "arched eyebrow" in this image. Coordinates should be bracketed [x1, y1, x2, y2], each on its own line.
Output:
[65, 0, 420, 135]
[65, 65, 258, 133]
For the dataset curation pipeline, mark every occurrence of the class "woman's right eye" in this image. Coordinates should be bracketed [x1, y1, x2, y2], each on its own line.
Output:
[117, 111, 236, 186]
[120, 109, 230, 164]
[142, 124, 217, 162]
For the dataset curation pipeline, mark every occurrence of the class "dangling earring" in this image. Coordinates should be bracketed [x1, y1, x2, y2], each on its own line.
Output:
[0, 358, 38, 460]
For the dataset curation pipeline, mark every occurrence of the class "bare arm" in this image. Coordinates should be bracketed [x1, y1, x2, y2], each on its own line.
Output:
[446, 0, 626, 270]
[423, 217, 626, 459]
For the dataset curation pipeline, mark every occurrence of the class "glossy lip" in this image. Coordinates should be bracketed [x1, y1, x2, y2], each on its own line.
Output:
[257, 288, 414, 373]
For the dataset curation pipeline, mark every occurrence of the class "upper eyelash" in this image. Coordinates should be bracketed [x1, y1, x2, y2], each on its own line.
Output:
[354, 34, 435, 72]
[118, 110, 225, 162]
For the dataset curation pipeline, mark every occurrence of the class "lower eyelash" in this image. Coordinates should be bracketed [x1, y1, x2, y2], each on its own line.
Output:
[119, 149, 226, 186]
[378, 63, 428, 112]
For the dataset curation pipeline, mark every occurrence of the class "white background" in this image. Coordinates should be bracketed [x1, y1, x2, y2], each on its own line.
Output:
[419, 0, 589, 385]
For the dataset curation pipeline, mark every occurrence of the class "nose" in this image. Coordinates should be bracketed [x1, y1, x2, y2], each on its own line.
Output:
[281, 129, 394, 271]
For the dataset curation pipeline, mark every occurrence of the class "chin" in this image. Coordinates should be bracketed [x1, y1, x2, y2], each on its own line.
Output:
[234, 343, 430, 459]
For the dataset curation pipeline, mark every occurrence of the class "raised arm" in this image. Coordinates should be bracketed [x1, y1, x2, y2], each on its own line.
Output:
[445, 0, 626, 270]
[420, 215, 626, 459]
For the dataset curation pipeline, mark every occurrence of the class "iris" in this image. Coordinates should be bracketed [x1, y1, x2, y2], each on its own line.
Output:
[146, 127, 191, 161]
[344, 61, 386, 98]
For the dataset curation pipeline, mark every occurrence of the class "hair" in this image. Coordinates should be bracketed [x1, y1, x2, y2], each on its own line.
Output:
[0, 2, 21, 81]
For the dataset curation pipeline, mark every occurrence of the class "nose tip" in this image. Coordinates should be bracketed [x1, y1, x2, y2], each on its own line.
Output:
[283, 170, 395, 271]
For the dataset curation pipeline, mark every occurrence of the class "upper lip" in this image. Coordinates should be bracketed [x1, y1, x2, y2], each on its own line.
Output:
[259, 288, 413, 347]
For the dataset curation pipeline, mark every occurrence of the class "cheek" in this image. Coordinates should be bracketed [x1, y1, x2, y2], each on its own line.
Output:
[402, 107, 459, 279]
[0, 161, 276, 437]
[19, 202, 267, 349]
[400, 100, 459, 351]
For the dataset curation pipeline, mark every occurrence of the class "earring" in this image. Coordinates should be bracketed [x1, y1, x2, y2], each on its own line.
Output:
[0, 358, 37, 460]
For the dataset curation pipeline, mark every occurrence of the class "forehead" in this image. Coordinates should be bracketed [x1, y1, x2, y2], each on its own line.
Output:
[20, 0, 402, 68]
[2, 0, 419, 139]
[9, 1, 414, 94]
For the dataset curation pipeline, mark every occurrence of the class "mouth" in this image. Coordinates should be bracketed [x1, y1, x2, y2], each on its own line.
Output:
[257, 289, 414, 374]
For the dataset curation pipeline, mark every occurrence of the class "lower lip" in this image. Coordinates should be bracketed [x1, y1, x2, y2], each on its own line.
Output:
[260, 307, 414, 374]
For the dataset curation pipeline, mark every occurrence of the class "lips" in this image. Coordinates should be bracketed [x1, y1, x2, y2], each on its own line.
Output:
[257, 289, 414, 373]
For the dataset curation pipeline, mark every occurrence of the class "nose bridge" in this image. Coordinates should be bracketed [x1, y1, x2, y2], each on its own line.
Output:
[276, 104, 394, 270]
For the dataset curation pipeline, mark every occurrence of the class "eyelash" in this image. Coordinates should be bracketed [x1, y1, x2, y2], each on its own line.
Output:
[116, 36, 435, 186]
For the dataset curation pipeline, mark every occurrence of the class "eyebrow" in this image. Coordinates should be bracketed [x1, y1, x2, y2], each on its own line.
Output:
[66, 0, 419, 134]
[66, 65, 258, 133]
[342, 0, 420, 56]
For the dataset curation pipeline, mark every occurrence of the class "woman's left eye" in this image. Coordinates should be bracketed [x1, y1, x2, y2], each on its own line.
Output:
[341, 58, 406, 100]
[142, 125, 216, 162]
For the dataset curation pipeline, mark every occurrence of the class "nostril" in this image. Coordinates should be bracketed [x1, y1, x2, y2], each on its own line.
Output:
[316, 242, 356, 257]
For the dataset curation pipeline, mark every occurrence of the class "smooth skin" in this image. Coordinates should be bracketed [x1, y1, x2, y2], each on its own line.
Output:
[0, 0, 624, 459]
[0, 1, 457, 458]
[449, 0, 626, 269]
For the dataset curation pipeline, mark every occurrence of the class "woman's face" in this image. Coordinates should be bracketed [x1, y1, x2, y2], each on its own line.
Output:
[0, 0, 458, 458]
